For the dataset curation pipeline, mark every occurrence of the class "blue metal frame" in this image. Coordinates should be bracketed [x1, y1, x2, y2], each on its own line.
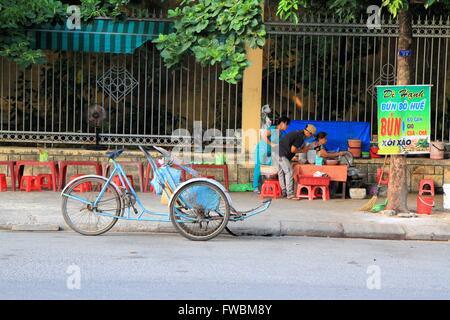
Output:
[62, 147, 271, 225]
[94, 159, 190, 223]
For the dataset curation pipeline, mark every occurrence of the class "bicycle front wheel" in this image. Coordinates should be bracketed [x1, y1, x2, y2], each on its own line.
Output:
[170, 181, 230, 241]
[61, 176, 122, 236]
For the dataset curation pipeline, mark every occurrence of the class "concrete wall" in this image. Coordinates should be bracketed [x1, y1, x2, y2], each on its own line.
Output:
[353, 158, 450, 193]
[1, 147, 449, 193]
[0, 147, 255, 190]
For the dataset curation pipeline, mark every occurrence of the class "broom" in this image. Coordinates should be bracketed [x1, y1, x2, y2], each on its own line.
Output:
[358, 155, 389, 212]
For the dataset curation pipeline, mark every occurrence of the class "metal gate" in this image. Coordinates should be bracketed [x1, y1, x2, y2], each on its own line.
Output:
[263, 15, 450, 142]
[1, 15, 449, 147]
[0, 43, 242, 147]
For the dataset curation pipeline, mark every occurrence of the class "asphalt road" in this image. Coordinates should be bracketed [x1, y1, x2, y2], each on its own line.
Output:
[1, 231, 449, 300]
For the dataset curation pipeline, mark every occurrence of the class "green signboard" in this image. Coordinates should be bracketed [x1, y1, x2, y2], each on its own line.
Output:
[376, 85, 431, 155]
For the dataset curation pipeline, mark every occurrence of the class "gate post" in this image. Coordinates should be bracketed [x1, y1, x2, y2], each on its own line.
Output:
[241, 46, 263, 155]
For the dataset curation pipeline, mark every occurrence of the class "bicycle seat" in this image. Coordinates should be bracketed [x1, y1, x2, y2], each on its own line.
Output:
[106, 149, 124, 160]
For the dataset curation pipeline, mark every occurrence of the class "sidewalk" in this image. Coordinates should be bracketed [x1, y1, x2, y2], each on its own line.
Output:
[0, 191, 449, 241]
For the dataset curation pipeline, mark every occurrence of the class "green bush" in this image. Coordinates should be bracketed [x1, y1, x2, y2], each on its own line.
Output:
[154, 0, 265, 84]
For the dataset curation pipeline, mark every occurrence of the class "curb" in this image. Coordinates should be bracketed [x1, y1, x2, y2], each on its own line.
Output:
[11, 224, 60, 232]
[280, 221, 344, 238]
[342, 223, 406, 240]
[1, 221, 449, 241]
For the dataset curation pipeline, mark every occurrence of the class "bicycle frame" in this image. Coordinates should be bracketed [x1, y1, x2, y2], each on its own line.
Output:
[62, 156, 194, 223]
[62, 146, 272, 224]
[95, 161, 176, 222]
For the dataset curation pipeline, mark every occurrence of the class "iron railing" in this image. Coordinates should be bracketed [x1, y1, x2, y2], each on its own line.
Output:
[1, 14, 449, 149]
[0, 40, 242, 147]
[263, 15, 450, 142]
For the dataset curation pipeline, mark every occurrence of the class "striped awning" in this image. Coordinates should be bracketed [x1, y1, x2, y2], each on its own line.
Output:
[29, 18, 173, 54]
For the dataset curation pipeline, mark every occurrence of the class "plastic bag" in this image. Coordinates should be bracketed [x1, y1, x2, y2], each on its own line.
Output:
[229, 183, 253, 192]
[151, 167, 182, 195]
[184, 186, 221, 211]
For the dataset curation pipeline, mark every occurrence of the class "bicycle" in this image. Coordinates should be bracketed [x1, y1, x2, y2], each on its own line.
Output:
[61, 146, 272, 241]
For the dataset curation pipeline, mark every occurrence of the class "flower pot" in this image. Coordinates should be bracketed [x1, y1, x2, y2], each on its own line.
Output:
[348, 139, 362, 158]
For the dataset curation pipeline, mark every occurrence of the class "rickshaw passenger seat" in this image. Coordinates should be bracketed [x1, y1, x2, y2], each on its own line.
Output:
[106, 149, 124, 160]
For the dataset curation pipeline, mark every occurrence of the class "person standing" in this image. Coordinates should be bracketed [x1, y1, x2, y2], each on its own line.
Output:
[277, 124, 316, 199]
[253, 116, 290, 193]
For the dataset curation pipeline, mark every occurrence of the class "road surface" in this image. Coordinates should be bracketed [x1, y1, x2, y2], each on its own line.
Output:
[1, 231, 449, 299]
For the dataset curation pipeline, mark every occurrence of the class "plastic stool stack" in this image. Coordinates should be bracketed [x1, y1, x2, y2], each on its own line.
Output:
[113, 175, 135, 191]
[0, 174, 7, 192]
[376, 168, 389, 185]
[419, 179, 435, 196]
[69, 174, 92, 192]
[36, 174, 53, 191]
[20, 176, 37, 192]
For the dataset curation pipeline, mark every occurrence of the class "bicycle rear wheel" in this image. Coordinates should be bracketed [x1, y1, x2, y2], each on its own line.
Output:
[169, 181, 230, 241]
[61, 176, 122, 236]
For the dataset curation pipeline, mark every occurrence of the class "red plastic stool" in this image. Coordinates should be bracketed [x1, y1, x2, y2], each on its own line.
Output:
[376, 168, 389, 185]
[0, 174, 7, 192]
[36, 174, 53, 191]
[296, 185, 315, 200]
[418, 179, 435, 196]
[113, 175, 135, 191]
[296, 176, 331, 200]
[20, 176, 37, 192]
[69, 174, 92, 192]
[260, 180, 282, 198]
[313, 186, 330, 201]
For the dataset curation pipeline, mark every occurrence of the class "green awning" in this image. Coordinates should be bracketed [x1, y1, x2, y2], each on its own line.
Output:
[29, 18, 173, 54]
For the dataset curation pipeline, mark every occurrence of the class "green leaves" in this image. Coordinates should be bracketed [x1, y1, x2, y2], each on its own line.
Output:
[381, 0, 407, 17]
[0, 0, 67, 67]
[277, 2, 297, 23]
[424, 0, 437, 9]
[277, 0, 307, 24]
[80, 0, 107, 20]
[278, 0, 446, 21]
[154, 0, 265, 84]
[0, 0, 130, 68]
[79, 0, 130, 19]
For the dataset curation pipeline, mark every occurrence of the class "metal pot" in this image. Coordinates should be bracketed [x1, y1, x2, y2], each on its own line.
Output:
[338, 151, 353, 166]
[297, 152, 307, 163]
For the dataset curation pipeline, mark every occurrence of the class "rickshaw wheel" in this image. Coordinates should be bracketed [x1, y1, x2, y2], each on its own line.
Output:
[169, 181, 230, 241]
[61, 176, 122, 236]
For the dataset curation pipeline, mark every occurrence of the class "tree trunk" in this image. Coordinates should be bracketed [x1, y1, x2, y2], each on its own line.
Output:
[385, 8, 412, 213]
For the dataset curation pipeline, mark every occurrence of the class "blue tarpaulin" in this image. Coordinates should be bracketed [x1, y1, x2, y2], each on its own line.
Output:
[185, 186, 221, 211]
[283, 120, 371, 152]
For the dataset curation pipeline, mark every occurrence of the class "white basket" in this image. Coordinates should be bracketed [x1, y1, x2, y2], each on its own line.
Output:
[349, 188, 367, 199]
[260, 165, 278, 177]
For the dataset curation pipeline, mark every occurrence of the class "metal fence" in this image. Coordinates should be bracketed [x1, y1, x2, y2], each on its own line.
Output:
[1, 14, 449, 148]
[263, 15, 450, 142]
[0, 41, 242, 147]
